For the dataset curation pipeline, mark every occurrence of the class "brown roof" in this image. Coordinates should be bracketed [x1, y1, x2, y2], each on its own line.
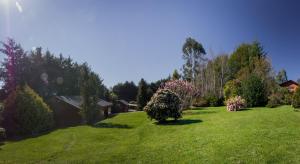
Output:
[279, 80, 299, 87]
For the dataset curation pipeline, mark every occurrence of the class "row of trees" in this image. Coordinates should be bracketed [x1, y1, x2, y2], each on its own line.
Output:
[180, 37, 297, 108]
[0, 38, 109, 136]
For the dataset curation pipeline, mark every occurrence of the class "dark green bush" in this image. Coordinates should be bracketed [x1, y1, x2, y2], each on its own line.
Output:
[267, 87, 292, 108]
[241, 75, 267, 107]
[144, 89, 181, 123]
[192, 97, 208, 107]
[205, 95, 224, 107]
[2, 85, 54, 136]
[267, 93, 282, 108]
[292, 88, 300, 109]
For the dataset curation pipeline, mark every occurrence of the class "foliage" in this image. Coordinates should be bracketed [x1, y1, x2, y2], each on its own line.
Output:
[1, 85, 54, 136]
[228, 41, 266, 80]
[0, 40, 107, 100]
[205, 95, 224, 107]
[182, 37, 206, 82]
[80, 63, 101, 125]
[276, 69, 288, 84]
[267, 87, 292, 108]
[137, 78, 152, 110]
[172, 69, 181, 80]
[162, 80, 198, 109]
[192, 97, 209, 107]
[223, 79, 242, 100]
[266, 93, 282, 108]
[112, 81, 138, 102]
[0, 38, 27, 96]
[292, 88, 300, 109]
[144, 89, 181, 122]
[241, 75, 267, 107]
[226, 96, 246, 111]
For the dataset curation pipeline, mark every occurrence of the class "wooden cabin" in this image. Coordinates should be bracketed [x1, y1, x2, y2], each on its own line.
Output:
[48, 96, 112, 127]
[280, 80, 299, 93]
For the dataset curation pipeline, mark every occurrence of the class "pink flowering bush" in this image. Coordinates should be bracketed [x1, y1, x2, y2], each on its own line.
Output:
[226, 96, 246, 111]
[162, 80, 199, 109]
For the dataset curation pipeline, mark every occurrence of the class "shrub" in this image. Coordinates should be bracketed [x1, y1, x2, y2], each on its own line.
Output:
[266, 93, 282, 108]
[163, 80, 198, 109]
[144, 89, 181, 123]
[292, 88, 300, 109]
[241, 75, 267, 107]
[192, 97, 208, 107]
[205, 95, 224, 107]
[1, 85, 54, 136]
[226, 96, 246, 111]
[223, 79, 242, 100]
[0, 128, 5, 141]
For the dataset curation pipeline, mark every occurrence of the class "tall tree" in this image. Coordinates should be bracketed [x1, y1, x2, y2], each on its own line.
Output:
[0, 38, 27, 96]
[182, 37, 206, 83]
[276, 69, 288, 84]
[80, 63, 101, 124]
[137, 78, 150, 110]
[172, 69, 181, 80]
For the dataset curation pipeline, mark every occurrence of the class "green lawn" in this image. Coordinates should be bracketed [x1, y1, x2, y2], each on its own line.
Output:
[1, 106, 300, 163]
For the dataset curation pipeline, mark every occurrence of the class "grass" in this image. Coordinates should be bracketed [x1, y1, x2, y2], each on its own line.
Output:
[1, 106, 300, 163]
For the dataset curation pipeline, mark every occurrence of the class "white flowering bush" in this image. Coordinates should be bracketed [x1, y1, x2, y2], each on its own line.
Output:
[226, 96, 246, 111]
[144, 89, 181, 123]
[162, 80, 199, 109]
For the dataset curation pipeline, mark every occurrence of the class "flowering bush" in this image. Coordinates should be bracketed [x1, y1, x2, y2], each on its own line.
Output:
[162, 80, 198, 109]
[226, 96, 246, 111]
[144, 89, 181, 123]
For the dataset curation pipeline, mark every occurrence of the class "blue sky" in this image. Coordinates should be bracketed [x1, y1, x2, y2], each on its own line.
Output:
[0, 0, 299, 87]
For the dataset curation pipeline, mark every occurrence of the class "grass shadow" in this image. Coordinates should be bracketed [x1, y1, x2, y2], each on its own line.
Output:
[239, 108, 251, 111]
[93, 122, 133, 129]
[184, 110, 217, 115]
[155, 119, 202, 126]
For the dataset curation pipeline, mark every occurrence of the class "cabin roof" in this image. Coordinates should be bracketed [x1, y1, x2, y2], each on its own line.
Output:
[56, 96, 112, 109]
[279, 80, 299, 87]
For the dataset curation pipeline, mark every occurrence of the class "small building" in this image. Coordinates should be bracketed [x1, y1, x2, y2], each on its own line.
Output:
[113, 100, 129, 113]
[48, 96, 112, 127]
[280, 80, 299, 93]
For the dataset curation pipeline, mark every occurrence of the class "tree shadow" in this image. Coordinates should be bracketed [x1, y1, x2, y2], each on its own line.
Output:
[93, 122, 133, 129]
[239, 108, 251, 111]
[184, 110, 217, 115]
[155, 119, 202, 126]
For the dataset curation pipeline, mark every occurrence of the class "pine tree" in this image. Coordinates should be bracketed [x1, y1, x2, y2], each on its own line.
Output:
[137, 78, 149, 110]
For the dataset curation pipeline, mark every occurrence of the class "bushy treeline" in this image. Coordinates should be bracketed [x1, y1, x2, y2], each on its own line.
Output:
[0, 39, 108, 101]
[0, 38, 108, 137]
[180, 38, 284, 108]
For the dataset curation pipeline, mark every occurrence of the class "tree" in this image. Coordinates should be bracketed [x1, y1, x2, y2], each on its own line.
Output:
[112, 81, 138, 102]
[80, 63, 101, 125]
[276, 69, 288, 84]
[172, 69, 181, 80]
[144, 89, 181, 123]
[228, 41, 266, 80]
[241, 75, 267, 107]
[0, 38, 27, 96]
[1, 85, 54, 136]
[163, 80, 198, 109]
[182, 37, 206, 83]
[137, 78, 150, 110]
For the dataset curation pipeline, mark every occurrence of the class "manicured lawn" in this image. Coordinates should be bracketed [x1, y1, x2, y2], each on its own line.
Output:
[1, 106, 300, 163]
